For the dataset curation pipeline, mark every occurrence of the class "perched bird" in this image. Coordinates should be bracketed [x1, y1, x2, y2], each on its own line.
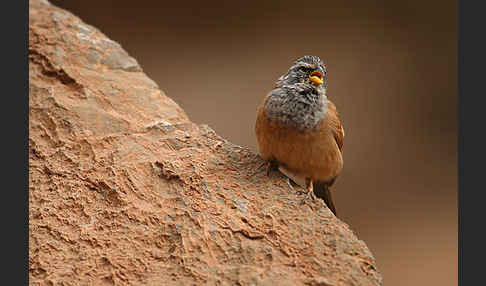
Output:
[255, 55, 344, 216]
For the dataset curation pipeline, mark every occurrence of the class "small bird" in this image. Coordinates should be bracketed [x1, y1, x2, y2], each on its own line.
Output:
[255, 55, 344, 216]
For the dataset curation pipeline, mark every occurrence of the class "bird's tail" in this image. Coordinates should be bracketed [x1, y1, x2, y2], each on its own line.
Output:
[314, 181, 337, 217]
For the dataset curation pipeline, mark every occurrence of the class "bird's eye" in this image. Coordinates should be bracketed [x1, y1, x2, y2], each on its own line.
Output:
[298, 65, 312, 72]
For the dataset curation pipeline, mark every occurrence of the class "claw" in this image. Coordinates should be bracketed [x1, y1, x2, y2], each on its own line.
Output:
[286, 178, 294, 190]
[249, 160, 278, 178]
[300, 178, 315, 205]
[248, 161, 266, 178]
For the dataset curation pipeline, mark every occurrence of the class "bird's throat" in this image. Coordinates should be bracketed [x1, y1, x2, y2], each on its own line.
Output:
[265, 85, 327, 131]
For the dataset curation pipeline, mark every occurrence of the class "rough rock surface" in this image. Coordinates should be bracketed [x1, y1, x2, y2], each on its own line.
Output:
[28, 1, 383, 285]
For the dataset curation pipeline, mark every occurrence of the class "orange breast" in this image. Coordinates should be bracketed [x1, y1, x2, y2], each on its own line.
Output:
[255, 101, 343, 182]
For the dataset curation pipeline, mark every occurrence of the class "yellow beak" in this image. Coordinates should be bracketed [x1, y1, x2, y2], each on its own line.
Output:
[310, 75, 323, 85]
[310, 70, 324, 85]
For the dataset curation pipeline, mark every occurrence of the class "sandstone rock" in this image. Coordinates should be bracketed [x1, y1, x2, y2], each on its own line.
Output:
[29, 0, 383, 285]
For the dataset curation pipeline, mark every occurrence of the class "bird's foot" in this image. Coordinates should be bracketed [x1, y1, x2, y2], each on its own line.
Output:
[286, 178, 294, 190]
[300, 190, 317, 205]
[249, 161, 266, 178]
[249, 160, 278, 178]
[300, 178, 316, 205]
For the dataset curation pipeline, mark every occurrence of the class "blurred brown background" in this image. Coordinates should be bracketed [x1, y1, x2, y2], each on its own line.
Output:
[50, 0, 457, 285]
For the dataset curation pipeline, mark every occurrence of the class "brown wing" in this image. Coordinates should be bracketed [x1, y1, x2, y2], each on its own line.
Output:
[326, 100, 344, 151]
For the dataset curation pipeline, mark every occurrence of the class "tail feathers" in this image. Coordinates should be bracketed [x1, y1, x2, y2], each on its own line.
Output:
[314, 181, 337, 217]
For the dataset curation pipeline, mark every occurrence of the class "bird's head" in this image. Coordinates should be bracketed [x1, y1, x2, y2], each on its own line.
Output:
[276, 55, 327, 90]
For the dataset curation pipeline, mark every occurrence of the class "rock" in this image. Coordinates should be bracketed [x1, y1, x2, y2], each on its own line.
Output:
[28, 0, 383, 285]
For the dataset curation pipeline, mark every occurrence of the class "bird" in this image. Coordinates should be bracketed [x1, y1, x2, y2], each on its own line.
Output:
[255, 55, 344, 216]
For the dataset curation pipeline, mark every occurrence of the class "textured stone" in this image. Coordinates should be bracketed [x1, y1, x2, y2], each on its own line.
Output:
[28, 0, 383, 285]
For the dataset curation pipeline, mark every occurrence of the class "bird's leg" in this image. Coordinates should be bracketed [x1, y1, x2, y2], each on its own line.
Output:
[265, 159, 278, 177]
[300, 178, 316, 204]
[249, 159, 278, 178]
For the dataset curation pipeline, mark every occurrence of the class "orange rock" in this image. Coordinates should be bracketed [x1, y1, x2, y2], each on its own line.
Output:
[29, 0, 382, 285]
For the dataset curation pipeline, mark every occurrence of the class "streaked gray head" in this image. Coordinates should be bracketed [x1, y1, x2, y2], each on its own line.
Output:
[265, 55, 328, 131]
[276, 55, 327, 89]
